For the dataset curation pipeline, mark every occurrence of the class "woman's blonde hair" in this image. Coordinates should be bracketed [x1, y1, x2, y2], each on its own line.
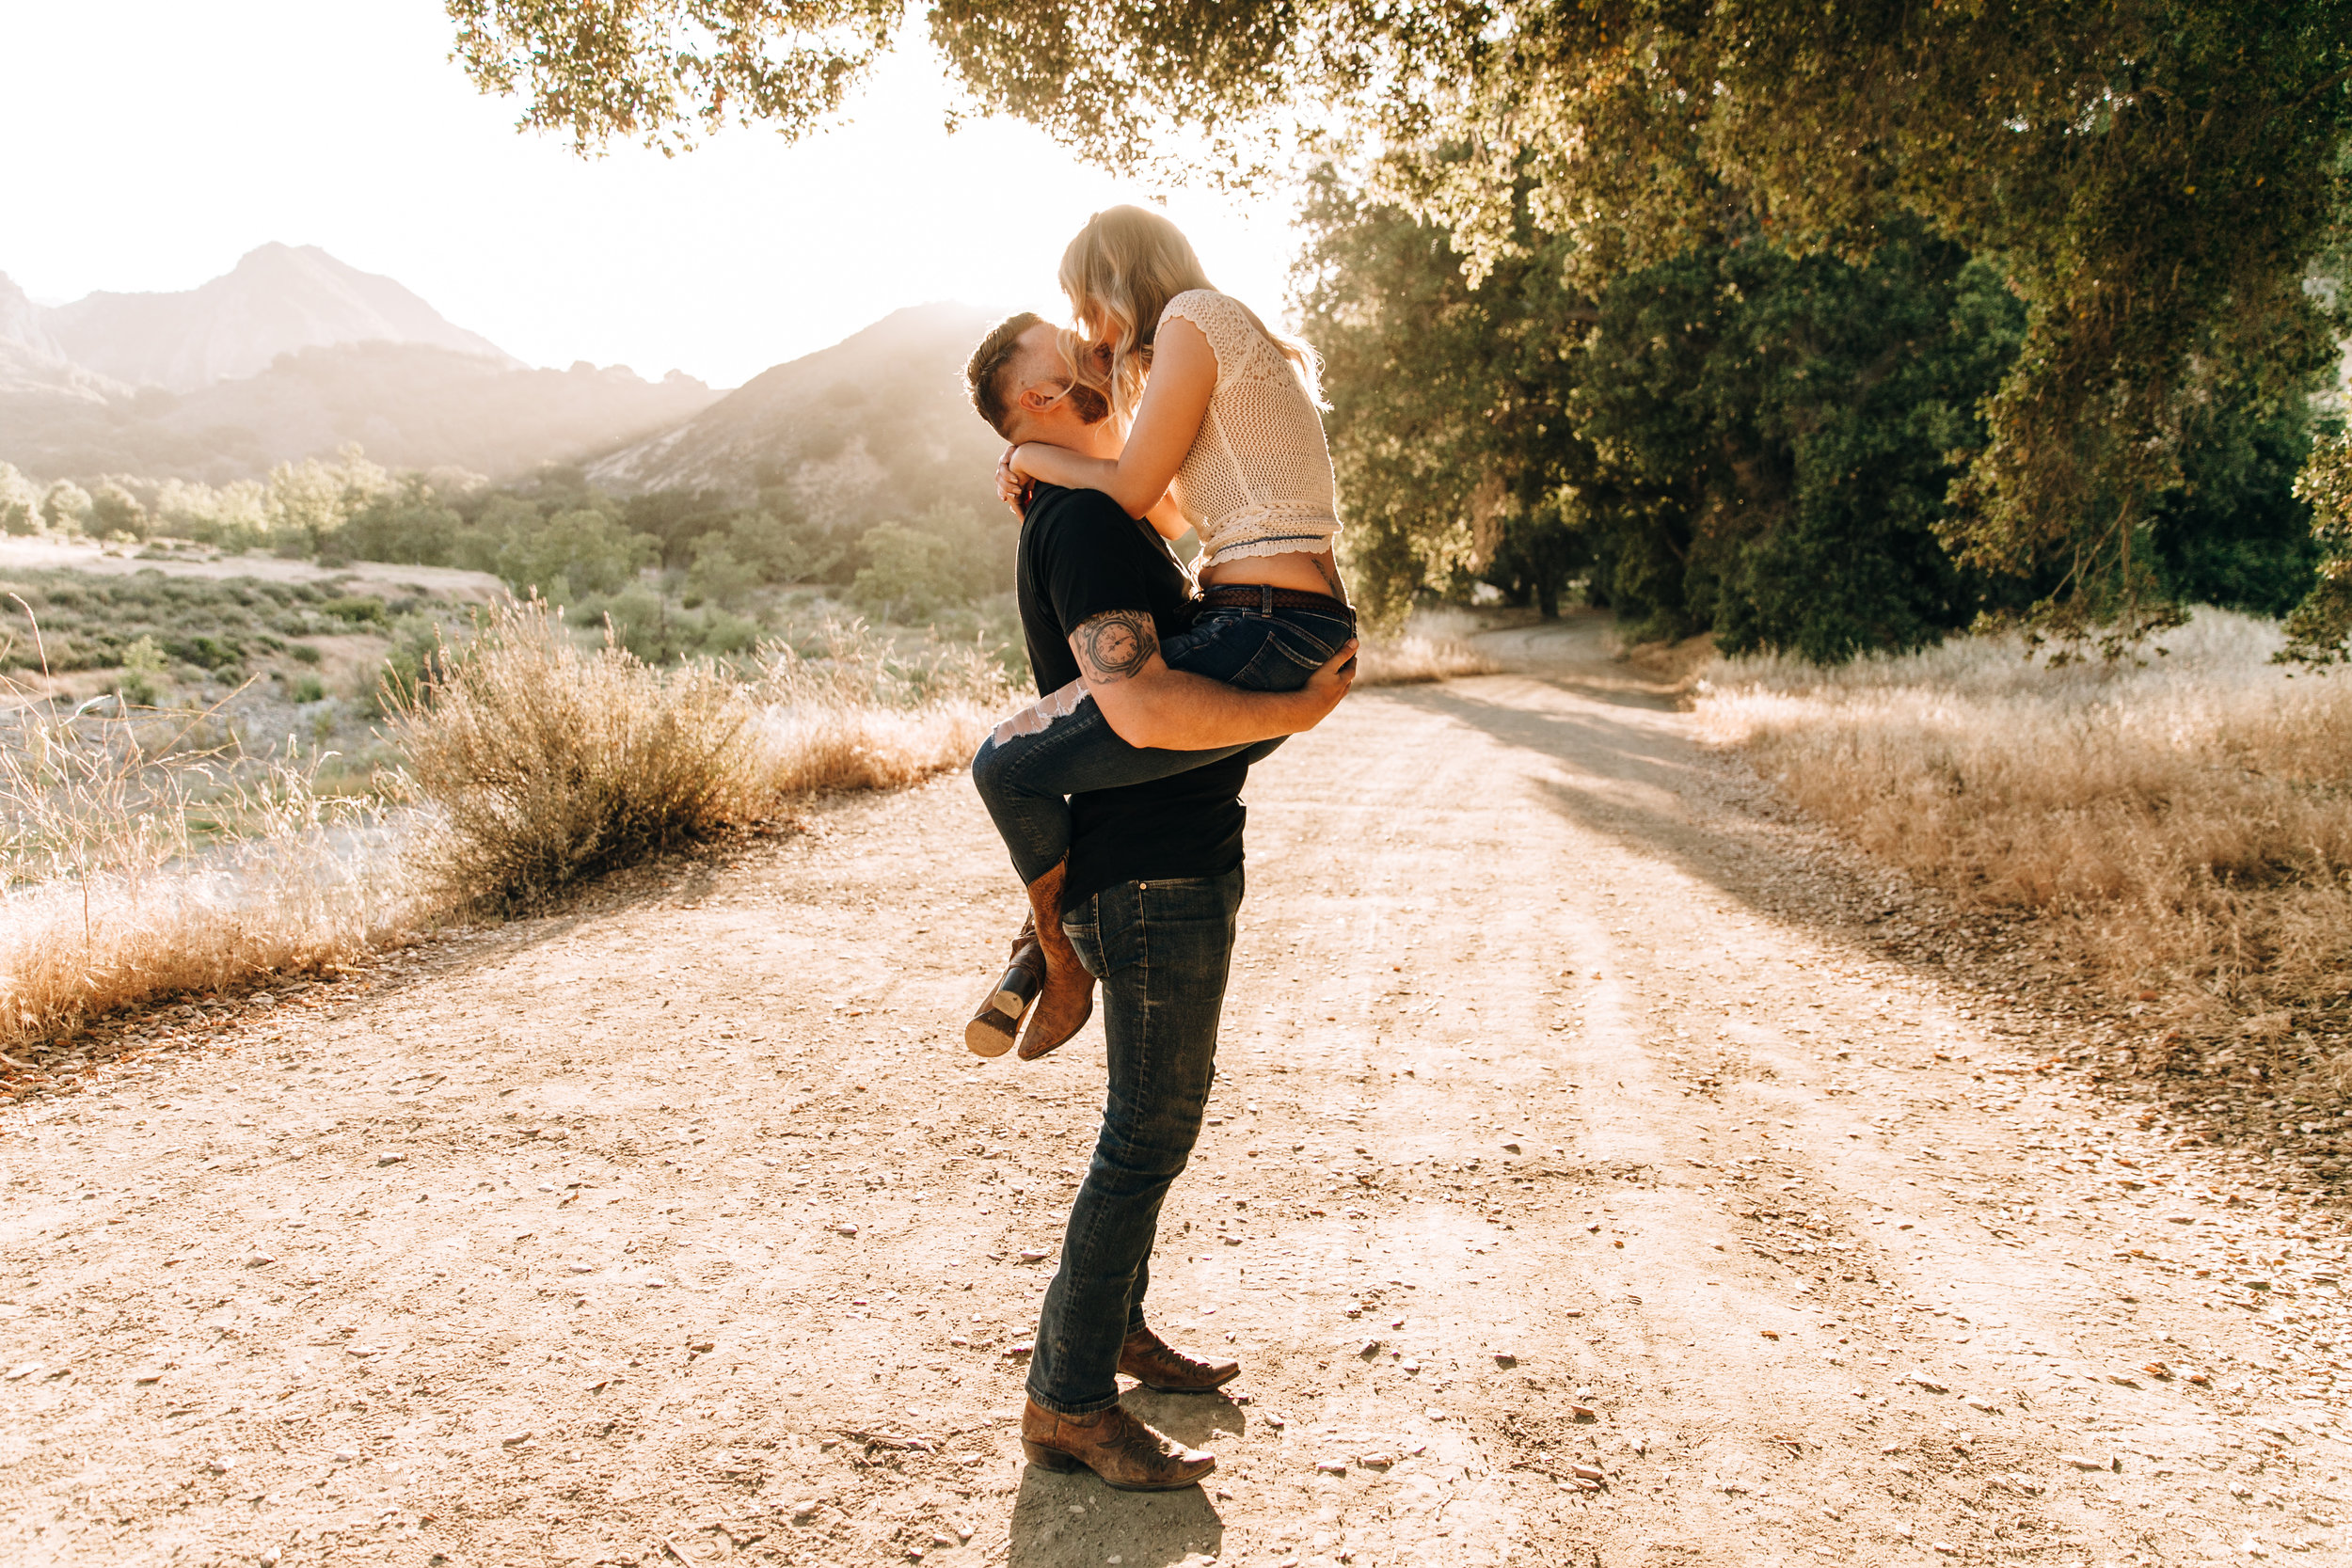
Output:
[1056, 204, 1320, 420]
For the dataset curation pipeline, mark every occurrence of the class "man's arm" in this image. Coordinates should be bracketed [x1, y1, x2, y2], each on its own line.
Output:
[1073, 609, 1356, 752]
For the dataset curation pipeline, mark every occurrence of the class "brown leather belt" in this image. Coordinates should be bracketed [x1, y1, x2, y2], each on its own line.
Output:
[1200, 584, 1355, 620]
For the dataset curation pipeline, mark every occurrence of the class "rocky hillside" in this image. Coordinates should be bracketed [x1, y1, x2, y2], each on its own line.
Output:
[0, 274, 128, 405]
[0, 273, 62, 361]
[585, 301, 1004, 515]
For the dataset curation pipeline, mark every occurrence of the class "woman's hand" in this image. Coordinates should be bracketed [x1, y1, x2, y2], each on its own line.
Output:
[994, 445, 1028, 515]
[1001, 317, 1216, 520]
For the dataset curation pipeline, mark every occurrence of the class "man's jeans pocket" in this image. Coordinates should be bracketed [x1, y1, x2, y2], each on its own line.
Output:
[1061, 891, 1133, 981]
[1063, 876, 1240, 982]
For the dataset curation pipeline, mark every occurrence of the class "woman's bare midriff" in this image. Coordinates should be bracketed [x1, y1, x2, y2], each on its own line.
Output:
[1198, 546, 1348, 603]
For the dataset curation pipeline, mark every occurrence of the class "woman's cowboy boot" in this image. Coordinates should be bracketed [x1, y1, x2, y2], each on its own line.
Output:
[1019, 1399, 1216, 1491]
[1016, 859, 1094, 1061]
[1117, 1326, 1240, 1393]
[964, 919, 1047, 1057]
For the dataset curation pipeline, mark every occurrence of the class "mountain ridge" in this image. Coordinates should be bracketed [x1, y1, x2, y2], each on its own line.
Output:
[1, 342, 720, 485]
[2, 256, 1008, 515]
[40, 243, 518, 392]
[0, 248, 727, 483]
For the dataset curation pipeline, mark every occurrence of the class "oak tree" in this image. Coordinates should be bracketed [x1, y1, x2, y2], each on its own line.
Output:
[452, 1, 2352, 643]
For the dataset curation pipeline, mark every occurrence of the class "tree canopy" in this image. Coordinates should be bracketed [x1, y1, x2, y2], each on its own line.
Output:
[452, 0, 2352, 652]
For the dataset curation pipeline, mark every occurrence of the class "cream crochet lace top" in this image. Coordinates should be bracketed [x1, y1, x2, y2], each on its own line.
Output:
[1158, 289, 1342, 567]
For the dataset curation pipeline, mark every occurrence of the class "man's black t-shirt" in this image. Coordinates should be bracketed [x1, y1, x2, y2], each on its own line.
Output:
[1016, 483, 1248, 914]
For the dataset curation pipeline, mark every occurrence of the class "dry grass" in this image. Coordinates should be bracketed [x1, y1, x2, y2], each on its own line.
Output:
[1696, 610, 2352, 1087]
[0, 691, 414, 1056]
[0, 602, 1008, 1069]
[392, 605, 1008, 915]
[1611, 629, 1722, 690]
[746, 620, 1010, 796]
[1358, 609, 1501, 686]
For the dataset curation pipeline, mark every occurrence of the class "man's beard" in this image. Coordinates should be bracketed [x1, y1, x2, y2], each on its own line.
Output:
[1064, 383, 1111, 424]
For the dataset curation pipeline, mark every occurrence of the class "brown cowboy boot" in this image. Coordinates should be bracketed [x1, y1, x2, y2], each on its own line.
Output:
[1015, 859, 1094, 1061]
[1117, 1325, 1240, 1394]
[964, 918, 1047, 1057]
[1019, 1398, 1216, 1491]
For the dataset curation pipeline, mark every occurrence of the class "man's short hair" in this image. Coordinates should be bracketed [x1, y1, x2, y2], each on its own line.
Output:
[966, 311, 1046, 437]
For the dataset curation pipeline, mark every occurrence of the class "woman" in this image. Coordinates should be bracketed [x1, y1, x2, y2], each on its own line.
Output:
[964, 204, 1355, 1061]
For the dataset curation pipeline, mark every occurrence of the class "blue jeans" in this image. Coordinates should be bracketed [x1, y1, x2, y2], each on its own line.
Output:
[1025, 869, 1244, 1416]
[972, 601, 1356, 883]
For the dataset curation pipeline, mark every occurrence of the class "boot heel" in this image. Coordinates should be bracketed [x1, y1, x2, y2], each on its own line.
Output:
[992, 960, 1042, 1019]
[966, 936, 1047, 1059]
[1022, 1440, 1083, 1472]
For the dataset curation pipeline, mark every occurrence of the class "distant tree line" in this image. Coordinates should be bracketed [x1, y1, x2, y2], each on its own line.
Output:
[0, 446, 1019, 662]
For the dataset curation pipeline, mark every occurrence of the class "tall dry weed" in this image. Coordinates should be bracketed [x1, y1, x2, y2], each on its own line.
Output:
[1697, 611, 2352, 1069]
[1357, 609, 1501, 687]
[747, 619, 1010, 795]
[0, 688, 412, 1054]
[393, 605, 1008, 914]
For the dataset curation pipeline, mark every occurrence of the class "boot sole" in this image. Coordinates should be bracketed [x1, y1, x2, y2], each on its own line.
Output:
[965, 958, 1043, 1057]
[964, 1013, 1017, 1057]
[1019, 1440, 1213, 1490]
[1131, 1370, 1240, 1393]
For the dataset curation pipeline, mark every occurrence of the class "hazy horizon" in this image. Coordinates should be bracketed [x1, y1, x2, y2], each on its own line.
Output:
[3, 2, 1304, 388]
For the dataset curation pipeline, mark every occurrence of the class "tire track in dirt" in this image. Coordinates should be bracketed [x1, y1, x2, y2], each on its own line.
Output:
[2, 618, 2345, 1567]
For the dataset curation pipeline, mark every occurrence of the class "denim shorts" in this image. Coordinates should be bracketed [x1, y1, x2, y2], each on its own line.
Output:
[1160, 599, 1357, 695]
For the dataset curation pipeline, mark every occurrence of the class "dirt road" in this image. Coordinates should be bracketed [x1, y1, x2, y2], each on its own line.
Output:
[4, 616, 2348, 1568]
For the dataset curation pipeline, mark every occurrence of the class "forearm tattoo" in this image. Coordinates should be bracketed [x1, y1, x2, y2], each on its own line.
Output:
[1070, 610, 1158, 686]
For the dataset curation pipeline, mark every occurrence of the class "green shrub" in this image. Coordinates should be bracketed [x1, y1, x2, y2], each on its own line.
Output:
[364, 612, 457, 718]
[491, 509, 658, 604]
[850, 523, 967, 622]
[116, 636, 167, 707]
[164, 634, 243, 672]
[0, 570, 351, 673]
[695, 607, 762, 657]
[322, 595, 389, 626]
[686, 538, 759, 610]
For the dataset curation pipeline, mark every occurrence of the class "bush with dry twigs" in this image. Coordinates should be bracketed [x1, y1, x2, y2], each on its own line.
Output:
[0, 598, 1009, 1072]
[390, 603, 1008, 915]
[1697, 611, 2352, 1095]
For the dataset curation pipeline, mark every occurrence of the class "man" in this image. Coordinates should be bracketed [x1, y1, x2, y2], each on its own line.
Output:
[962, 313, 1357, 1490]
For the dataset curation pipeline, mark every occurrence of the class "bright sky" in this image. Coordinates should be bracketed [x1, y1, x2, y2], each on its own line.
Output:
[1, 2, 1306, 388]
